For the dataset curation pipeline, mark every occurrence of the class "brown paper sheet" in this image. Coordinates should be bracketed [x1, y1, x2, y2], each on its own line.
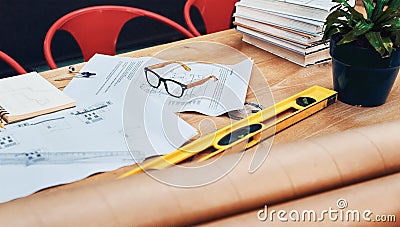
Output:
[205, 172, 400, 226]
[0, 120, 399, 226]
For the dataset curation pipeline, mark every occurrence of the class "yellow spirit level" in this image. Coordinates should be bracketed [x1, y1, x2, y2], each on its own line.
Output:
[119, 86, 337, 178]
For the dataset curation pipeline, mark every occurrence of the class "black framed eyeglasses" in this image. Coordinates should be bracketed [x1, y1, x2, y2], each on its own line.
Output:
[144, 61, 218, 98]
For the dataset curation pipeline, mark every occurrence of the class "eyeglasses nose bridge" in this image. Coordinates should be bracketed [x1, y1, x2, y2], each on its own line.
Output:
[161, 79, 168, 90]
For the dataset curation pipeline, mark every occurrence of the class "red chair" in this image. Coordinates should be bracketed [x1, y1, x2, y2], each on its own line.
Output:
[44, 5, 195, 69]
[184, 0, 239, 36]
[0, 51, 27, 75]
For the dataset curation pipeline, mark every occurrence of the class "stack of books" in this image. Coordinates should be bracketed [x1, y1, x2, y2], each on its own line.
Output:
[234, 0, 355, 67]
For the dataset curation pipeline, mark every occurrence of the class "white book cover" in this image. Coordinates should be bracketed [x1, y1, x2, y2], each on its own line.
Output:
[234, 5, 324, 34]
[236, 2, 325, 25]
[237, 26, 328, 55]
[281, 0, 355, 11]
[237, 0, 356, 22]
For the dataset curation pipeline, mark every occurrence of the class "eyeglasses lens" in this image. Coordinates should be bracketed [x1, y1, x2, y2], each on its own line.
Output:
[165, 80, 184, 98]
[145, 70, 161, 88]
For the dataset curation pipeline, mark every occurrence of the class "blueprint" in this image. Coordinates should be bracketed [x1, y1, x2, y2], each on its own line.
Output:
[0, 54, 197, 203]
[0, 54, 252, 203]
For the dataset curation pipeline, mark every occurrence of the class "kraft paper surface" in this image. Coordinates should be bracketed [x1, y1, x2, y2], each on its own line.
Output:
[0, 120, 399, 226]
[205, 172, 400, 226]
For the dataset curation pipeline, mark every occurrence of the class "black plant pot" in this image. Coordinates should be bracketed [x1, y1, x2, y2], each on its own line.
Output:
[330, 37, 400, 107]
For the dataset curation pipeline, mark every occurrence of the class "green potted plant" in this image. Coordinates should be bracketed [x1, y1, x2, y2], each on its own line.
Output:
[323, 0, 400, 106]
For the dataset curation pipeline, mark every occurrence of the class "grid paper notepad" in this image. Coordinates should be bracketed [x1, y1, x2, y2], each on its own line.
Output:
[0, 72, 76, 123]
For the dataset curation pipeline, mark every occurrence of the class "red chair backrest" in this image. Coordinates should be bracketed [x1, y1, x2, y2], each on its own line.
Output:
[184, 0, 239, 36]
[44, 5, 195, 69]
[0, 51, 27, 75]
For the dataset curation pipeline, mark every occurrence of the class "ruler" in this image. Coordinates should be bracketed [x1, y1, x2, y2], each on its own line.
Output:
[0, 150, 133, 166]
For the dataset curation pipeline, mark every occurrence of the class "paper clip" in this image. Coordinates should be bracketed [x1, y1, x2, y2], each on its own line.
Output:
[55, 66, 96, 81]
[0, 106, 8, 128]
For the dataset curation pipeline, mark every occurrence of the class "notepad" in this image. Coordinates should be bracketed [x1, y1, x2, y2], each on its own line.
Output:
[0, 72, 76, 123]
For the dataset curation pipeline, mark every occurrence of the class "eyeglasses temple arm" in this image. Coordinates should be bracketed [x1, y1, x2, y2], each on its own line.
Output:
[186, 75, 218, 89]
[146, 61, 191, 71]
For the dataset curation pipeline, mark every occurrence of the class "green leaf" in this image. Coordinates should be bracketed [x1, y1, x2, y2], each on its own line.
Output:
[388, 0, 400, 8]
[332, 0, 353, 7]
[325, 9, 350, 29]
[333, 0, 365, 21]
[325, 8, 349, 23]
[347, 9, 365, 23]
[322, 27, 340, 42]
[338, 20, 374, 44]
[382, 35, 394, 56]
[374, 8, 400, 25]
[325, 0, 399, 53]
[372, 0, 390, 20]
[323, 7, 353, 40]
[365, 32, 390, 57]
[381, 17, 400, 31]
[362, 0, 374, 20]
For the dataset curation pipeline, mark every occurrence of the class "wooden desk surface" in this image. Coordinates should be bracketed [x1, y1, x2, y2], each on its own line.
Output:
[38, 29, 400, 184]
[42, 29, 400, 142]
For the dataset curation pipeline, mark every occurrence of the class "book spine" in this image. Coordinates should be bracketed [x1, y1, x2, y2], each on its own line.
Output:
[242, 34, 330, 67]
[235, 5, 323, 34]
[242, 34, 306, 66]
[234, 18, 322, 45]
[237, 26, 308, 53]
